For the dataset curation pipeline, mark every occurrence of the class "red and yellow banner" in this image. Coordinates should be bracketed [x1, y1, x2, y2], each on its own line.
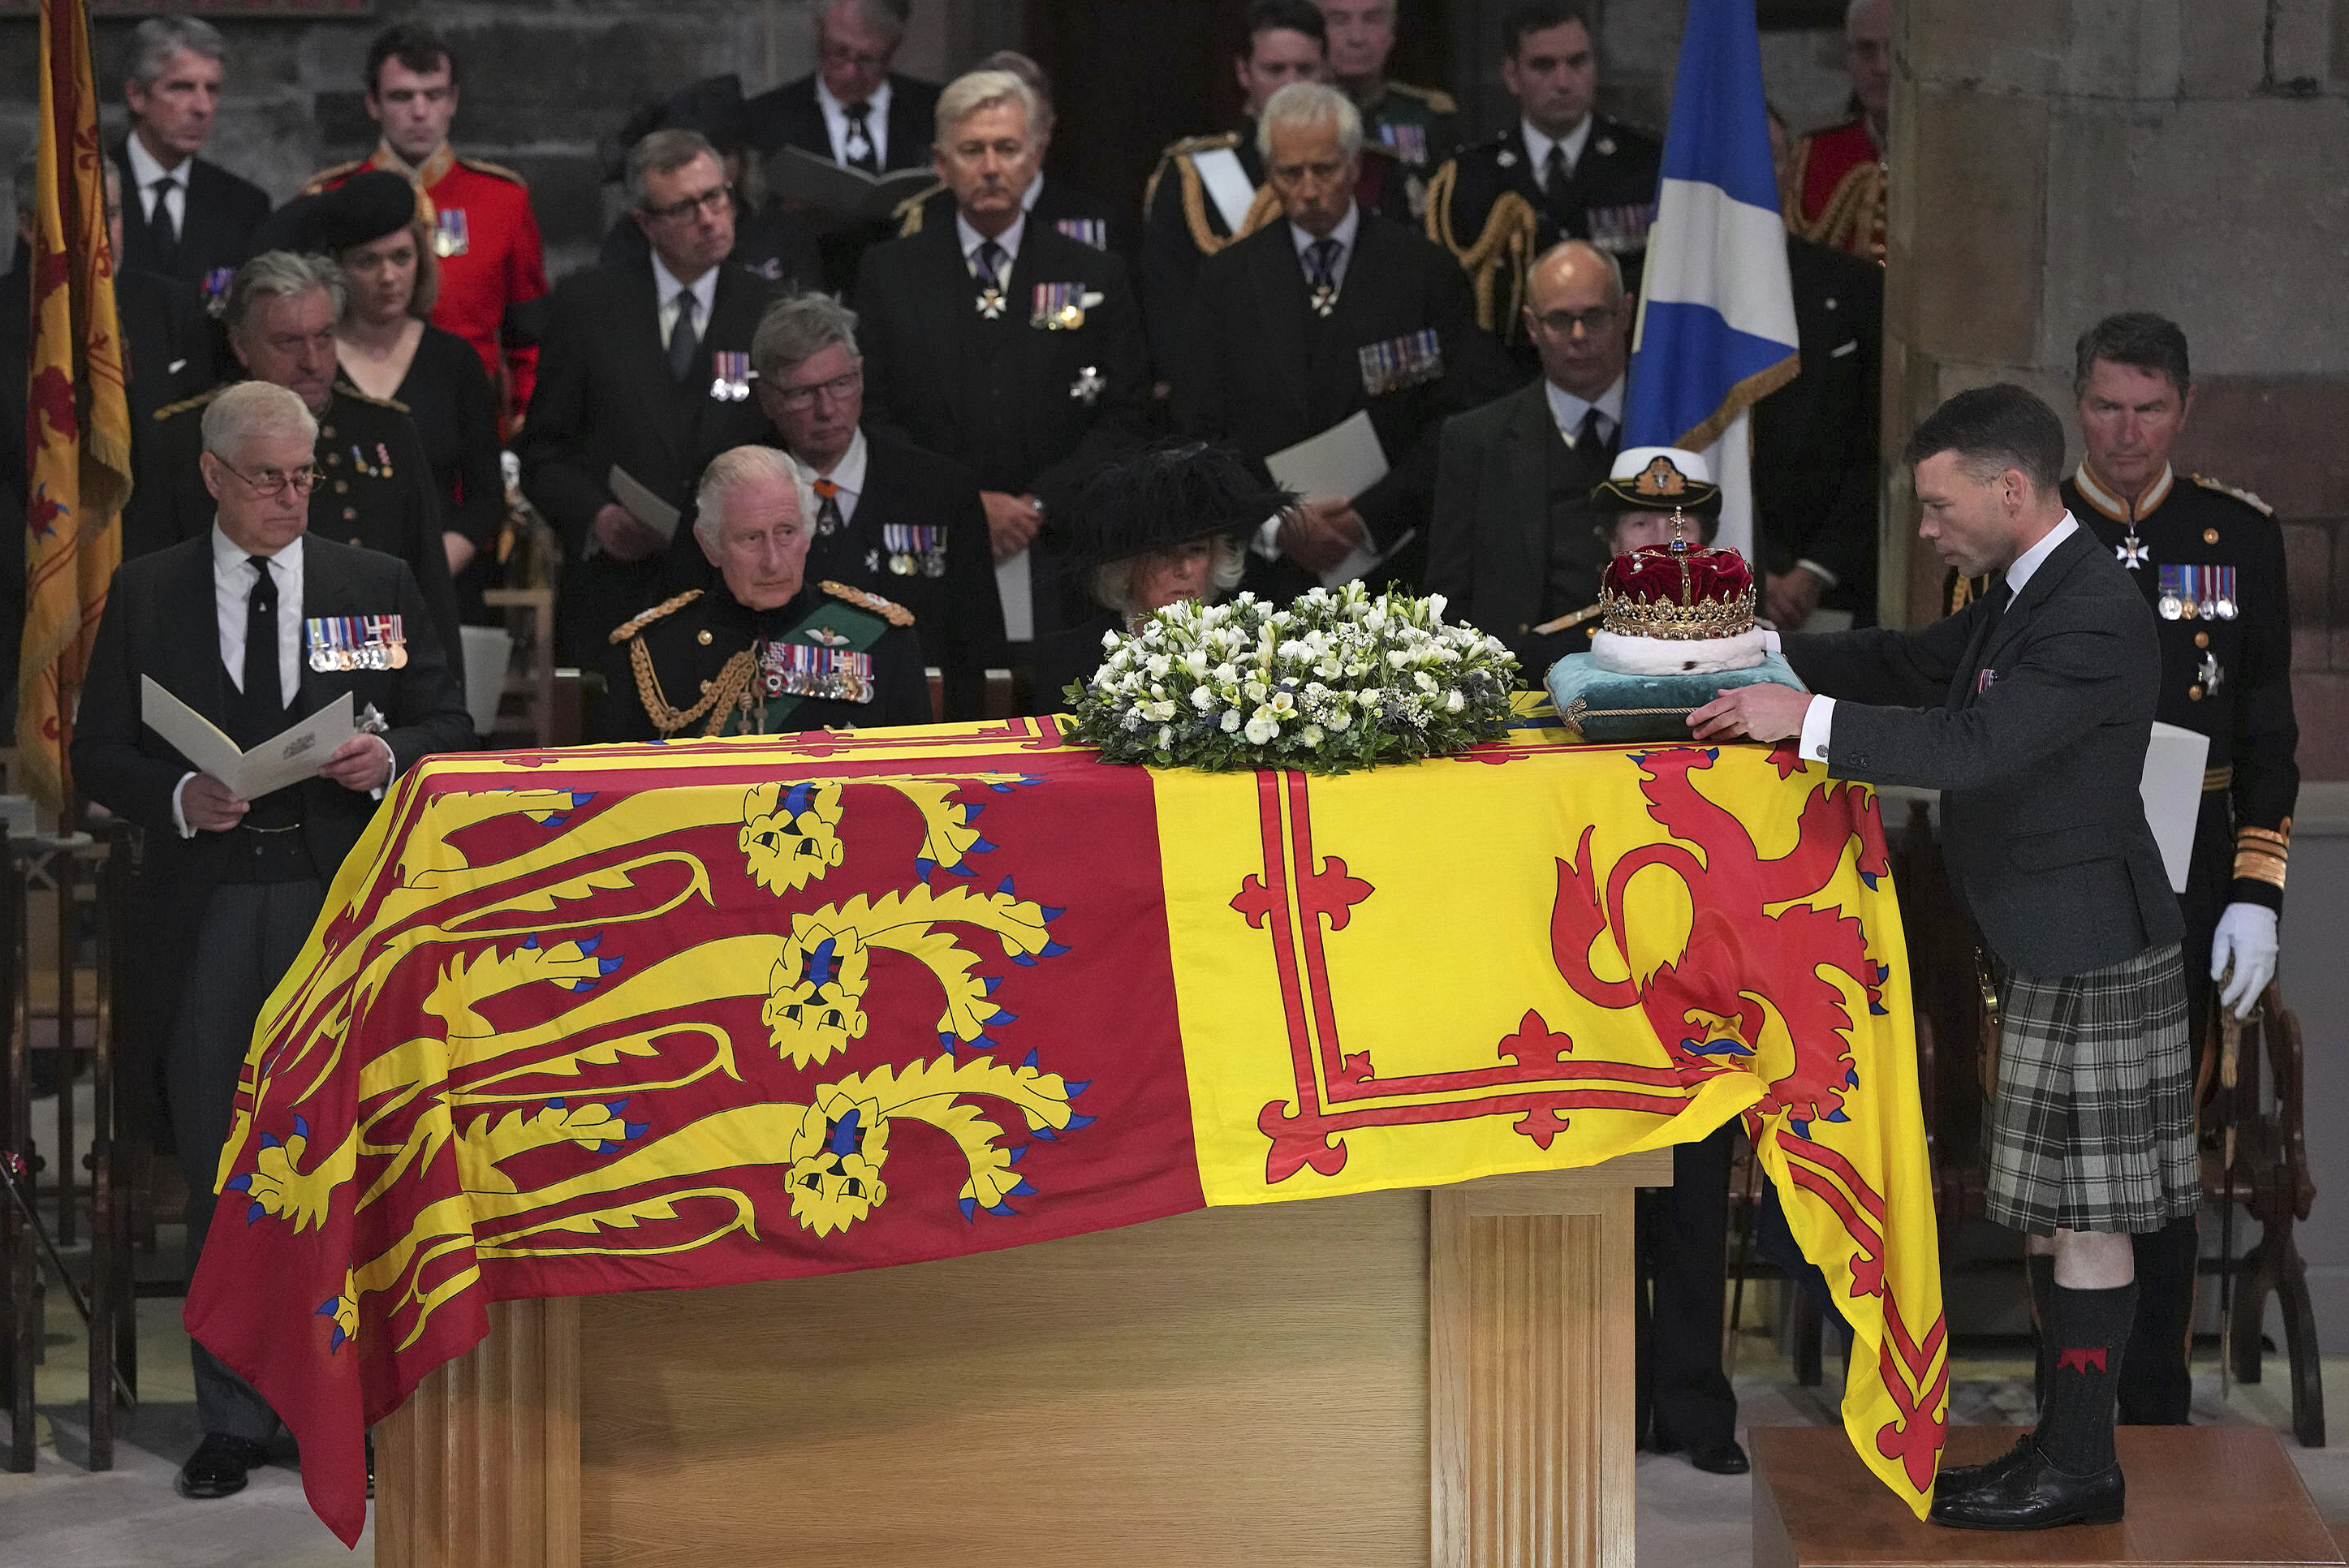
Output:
[186, 705, 1945, 1544]
[21, 0, 131, 809]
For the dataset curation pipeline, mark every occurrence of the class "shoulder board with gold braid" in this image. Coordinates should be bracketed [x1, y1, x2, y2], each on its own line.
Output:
[822, 580, 914, 626]
[609, 588, 702, 645]
[336, 384, 412, 415]
[455, 153, 529, 187]
[298, 157, 365, 199]
[892, 179, 948, 237]
[152, 383, 228, 424]
[2192, 474, 2274, 516]
[1144, 131, 1241, 235]
[1386, 80, 1459, 117]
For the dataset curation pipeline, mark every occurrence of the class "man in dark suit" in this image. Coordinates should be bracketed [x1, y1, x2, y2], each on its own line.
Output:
[597, 74, 824, 292]
[1695, 385, 2195, 1531]
[1175, 81, 1511, 601]
[1140, 2, 1329, 381]
[1752, 234, 1883, 630]
[744, 0, 942, 293]
[127, 249, 465, 676]
[662, 291, 1002, 721]
[519, 128, 780, 665]
[888, 51, 1126, 258]
[1426, 2, 1662, 352]
[1427, 238, 1627, 669]
[854, 68, 1149, 655]
[111, 16, 270, 303]
[73, 381, 472, 1502]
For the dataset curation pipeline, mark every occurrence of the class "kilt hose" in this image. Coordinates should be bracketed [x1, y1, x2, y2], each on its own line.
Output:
[1985, 942, 2200, 1237]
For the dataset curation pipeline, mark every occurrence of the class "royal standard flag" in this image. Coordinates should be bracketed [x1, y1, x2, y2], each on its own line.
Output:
[21, 0, 132, 811]
[1622, 0, 1800, 564]
[186, 709, 1945, 1544]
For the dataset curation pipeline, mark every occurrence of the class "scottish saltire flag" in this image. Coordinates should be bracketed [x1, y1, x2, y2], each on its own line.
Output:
[1623, 0, 1799, 563]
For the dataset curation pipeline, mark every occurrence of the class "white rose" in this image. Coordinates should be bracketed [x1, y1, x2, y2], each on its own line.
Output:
[1157, 725, 1174, 748]
[1243, 679, 1269, 704]
[1426, 592, 1448, 619]
[1184, 650, 1209, 676]
[1244, 713, 1280, 745]
[1146, 653, 1171, 678]
[1446, 690, 1466, 713]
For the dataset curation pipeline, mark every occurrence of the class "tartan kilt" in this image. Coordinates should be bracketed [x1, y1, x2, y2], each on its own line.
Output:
[1982, 942, 2200, 1236]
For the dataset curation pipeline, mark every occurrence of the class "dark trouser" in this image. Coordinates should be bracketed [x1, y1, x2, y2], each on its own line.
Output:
[1636, 1121, 1739, 1450]
[2120, 801, 2229, 1424]
[168, 879, 325, 1443]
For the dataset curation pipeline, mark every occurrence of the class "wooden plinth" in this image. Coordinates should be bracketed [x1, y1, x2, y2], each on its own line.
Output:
[1753, 1425, 2344, 1568]
[377, 1151, 1666, 1568]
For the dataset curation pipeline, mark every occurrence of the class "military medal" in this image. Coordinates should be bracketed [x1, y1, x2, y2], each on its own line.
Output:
[882, 523, 946, 578]
[2200, 649, 2225, 696]
[1069, 364, 1106, 407]
[2116, 529, 2149, 569]
[1496, 147, 1519, 169]
[756, 640, 873, 704]
[1378, 122, 1429, 166]
[1308, 279, 1339, 318]
[1358, 329, 1444, 398]
[2157, 564, 2236, 621]
[1054, 218, 1108, 251]
[200, 267, 235, 309]
[976, 284, 1006, 320]
[1032, 282, 1087, 330]
[433, 208, 469, 258]
[709, 350, 751, 402]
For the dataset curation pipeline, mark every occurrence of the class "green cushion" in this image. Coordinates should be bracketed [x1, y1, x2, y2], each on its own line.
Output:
[1543, 652, 1808, 743]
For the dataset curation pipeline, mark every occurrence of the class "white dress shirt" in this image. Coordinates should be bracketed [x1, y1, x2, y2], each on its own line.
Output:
[956, 210, 1026, 282]
[171, 528, 305, 834]
[795, 427, 869, 529]
[1524, 114, 1594, 188]
[816, 75, 893, 168]
[1782, 513, 2081, 764]
[1545, 374, 1624, 450]
[1287, 200, 1361, 292]
[651, 253, 719, 349]
[124, 133, 192, 235]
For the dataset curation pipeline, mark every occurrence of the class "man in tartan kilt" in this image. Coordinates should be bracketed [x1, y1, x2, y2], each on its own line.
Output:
[1690, 384, 2196, 1531]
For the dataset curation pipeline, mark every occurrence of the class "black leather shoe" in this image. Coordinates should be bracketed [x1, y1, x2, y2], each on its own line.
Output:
[1929, 1442, 2123, 1530]
[1684, 1437, 1750, 1475]
[176, 1433, 270, 1500]
[1934, 1430, 2038, 1493]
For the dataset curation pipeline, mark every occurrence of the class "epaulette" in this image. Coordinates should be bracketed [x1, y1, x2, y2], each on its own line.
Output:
[335, 384, 412, 415]
[455, 153, 528, 187]
[892, 179, 948, 237]
[298, 158, 364, 198]
[1144, 131, 1243, 218]
[608, 588, 702, 645]
[1386, 81, 1459, 116]
[152, 384, 227, 423]
[2192, 474, 2274, 516]
[822, 580, 914, 627]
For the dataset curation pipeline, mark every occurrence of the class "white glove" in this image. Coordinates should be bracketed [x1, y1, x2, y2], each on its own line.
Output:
[2210, 902, 2279, 1020]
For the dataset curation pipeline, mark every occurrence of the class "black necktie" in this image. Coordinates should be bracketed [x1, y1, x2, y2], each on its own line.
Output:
[244, 554, 282, 715]
[843, 101, 880, 173]
[1575, 406, 1604, 451]
[666, 289, 700, 383]
[1543, 143, 1574, 229]
[148, 176, 180, 265]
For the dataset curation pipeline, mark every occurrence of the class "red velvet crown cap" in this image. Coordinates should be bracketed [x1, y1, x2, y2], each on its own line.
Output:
[1601, 541, 1756, 607]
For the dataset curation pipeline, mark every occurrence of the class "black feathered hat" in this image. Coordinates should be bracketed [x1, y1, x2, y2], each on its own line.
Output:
[600, 74, 751, 183]
[1059, 442, 1297, 574]
[246, 170, 420, 256]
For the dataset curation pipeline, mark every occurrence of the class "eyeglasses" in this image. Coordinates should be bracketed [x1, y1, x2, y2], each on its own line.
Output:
[1532, 305, 1620, 337]
[768, 367, 863, 411]
[219, 461, 323, 497]
[642, 183, 733, 223]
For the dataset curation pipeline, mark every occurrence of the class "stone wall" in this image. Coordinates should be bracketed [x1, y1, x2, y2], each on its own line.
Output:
[1885, 0, 2349, 778]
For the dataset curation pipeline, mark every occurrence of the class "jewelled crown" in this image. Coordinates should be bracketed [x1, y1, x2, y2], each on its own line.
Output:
[1597, 532, 1757, 641]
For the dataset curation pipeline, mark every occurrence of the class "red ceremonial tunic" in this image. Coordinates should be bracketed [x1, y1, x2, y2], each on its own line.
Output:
[1792, 118, 1885, 264]
[307, 142, 550, 424]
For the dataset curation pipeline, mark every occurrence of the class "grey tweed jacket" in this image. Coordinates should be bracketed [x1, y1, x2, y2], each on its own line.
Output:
[1782, 523, 2183, 979]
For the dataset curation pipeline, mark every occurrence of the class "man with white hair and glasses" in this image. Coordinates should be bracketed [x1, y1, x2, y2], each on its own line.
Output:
[127, 248, 466, 675]
[75, 381, 471, 1501]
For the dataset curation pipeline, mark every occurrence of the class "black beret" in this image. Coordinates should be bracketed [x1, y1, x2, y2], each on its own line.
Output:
[248, 170, 419, 256]
[600, 74, 750, 183]
[1060, 442, 1297, 573]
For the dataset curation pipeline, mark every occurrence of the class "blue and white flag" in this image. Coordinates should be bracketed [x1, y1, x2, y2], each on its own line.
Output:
[1623, 0, 1799, 563]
